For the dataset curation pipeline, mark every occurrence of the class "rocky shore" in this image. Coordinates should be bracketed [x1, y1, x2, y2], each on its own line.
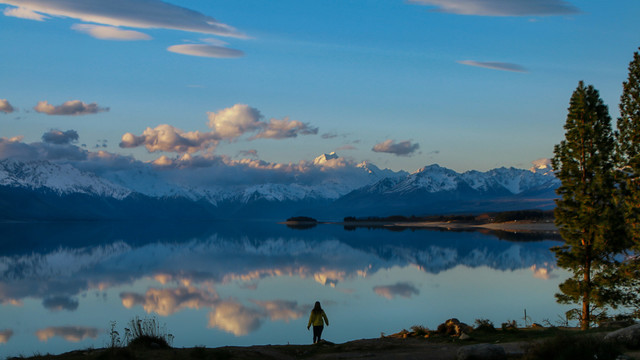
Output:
[14, 321, 640, 360]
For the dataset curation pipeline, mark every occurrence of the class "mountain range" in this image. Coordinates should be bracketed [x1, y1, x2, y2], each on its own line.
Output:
[0, 153, 559, 221]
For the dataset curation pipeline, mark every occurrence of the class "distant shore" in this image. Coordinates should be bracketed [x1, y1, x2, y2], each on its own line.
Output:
[282, 219, 559, 234]
[334, 220, 558, 233]
[396, 220, 558, 233]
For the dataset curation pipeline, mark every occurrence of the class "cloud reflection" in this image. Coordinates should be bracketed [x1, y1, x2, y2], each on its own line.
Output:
[252, 300, 305, 322]
[208, 301, 262, 336]
[530, 264, 557, 280]
[120, 286, 218, 316]
[42, 296, 79, 312]
[0, 329, 14, 343]
[373, 282, 420, 299]
[36, 326, 100, 342]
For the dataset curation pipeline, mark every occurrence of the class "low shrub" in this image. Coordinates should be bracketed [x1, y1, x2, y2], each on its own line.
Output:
[124, 316, 173, 349]
[501, 320, 518, 331]
[108, 316, 174, 351]
[410, 325, 429, 336]
[474, 319, 496, 332]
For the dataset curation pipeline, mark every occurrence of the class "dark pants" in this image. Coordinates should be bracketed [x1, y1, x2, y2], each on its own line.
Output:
[313, 325, 324, 343]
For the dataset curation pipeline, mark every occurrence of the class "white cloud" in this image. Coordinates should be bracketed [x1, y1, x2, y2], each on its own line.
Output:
[372, 139, 420, 156]
[0, 99, 15, 114]
[252, 118, 319, 140]
[373, 282, 420, 299]
[36, 326, 100, 342]
[208, 301, 262, 336]
[119, 124, 219, 154]
[457, 60, 527, 73]
[0, 0, 244, 38]
[34, 100, 109, 116]
[3, 6, 47, 20]
[207, 104, 263, 139]
[408, 0, 579, 16]
[120, 104, 318, 155]
[168, 44, 244, 58]
[72, 24, 151, 41]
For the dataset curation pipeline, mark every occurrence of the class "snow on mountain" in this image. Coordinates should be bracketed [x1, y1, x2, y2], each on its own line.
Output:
[395, 164, 462, 193]
[0, 158, 131, 200]
[530, 158, 554, 176]
[313, 152, 339, 166]
[362, 163, 559, 196]
[99, 166, 208, 201]
[462, 167, 558, 194]
[0, 155, 560, 220]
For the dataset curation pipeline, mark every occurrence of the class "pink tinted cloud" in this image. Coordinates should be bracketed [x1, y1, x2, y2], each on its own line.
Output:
[34, 100, 109, 116]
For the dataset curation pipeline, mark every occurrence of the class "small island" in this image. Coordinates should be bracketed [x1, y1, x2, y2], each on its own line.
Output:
[282, 216, 319, 229]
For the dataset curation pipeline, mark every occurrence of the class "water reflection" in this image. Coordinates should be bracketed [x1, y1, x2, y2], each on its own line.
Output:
[0, 221, 565, 357]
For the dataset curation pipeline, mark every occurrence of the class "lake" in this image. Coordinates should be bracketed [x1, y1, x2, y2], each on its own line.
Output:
[0, 221, 569, 357]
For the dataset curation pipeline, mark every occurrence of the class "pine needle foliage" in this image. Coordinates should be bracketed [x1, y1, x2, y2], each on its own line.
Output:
[616, 47, 640, 317]
[552, 81, 625, 330]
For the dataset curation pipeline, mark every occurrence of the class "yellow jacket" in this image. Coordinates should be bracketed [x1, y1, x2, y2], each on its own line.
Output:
[308, 310, 329, 327]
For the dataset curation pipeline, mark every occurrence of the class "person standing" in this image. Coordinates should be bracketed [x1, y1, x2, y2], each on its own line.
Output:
[307, 301, 329, 344]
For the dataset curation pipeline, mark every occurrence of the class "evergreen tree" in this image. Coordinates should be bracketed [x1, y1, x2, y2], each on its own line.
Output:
[616, 47, 640, 317]
[552, 81, 622, 329]
[617, 48, 640, 247]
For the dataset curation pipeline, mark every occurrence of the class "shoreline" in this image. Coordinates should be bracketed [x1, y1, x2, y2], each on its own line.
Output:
[334, 220, 558, 233]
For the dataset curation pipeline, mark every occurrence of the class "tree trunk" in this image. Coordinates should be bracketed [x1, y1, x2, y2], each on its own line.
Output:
[582, 251, 591, 330]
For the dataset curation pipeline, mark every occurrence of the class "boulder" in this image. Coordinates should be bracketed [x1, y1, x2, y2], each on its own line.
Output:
[437, 318, 473, 337]
[604, 324, 640, 349]
[457, 344, 506, 360]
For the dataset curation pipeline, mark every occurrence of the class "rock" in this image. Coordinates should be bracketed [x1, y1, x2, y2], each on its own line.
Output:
[459, 332, 471, 340]
[457, 344, 506, 360]
[530, 323, 544, 329]
[604, 324, 640, 349]
[438, 318, 473, 337]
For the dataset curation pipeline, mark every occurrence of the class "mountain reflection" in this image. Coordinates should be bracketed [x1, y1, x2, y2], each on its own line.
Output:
[0, 221, 561, 340]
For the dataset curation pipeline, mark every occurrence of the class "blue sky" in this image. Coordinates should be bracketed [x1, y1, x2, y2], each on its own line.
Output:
[1, 0, 639, 173]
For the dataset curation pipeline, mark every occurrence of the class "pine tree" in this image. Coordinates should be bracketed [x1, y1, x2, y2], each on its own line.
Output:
[617, 48, 640, 248]
[616, 48, 640, 317]
[552, 81, 622, 330]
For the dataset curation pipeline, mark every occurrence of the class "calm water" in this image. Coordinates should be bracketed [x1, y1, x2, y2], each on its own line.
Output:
[0, 221, 568, 357]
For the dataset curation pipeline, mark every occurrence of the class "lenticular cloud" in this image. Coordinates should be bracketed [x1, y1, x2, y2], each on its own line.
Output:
[372, 139, 420, 156]
[0, 0, 244, 38]
[408, 0, 579, 16]
[457, 60, 527, 73]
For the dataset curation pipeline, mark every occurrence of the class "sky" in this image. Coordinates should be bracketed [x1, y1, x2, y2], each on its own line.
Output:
[1, 0, 639, 174]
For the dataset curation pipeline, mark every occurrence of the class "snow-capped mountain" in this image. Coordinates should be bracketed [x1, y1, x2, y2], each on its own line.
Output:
[334, 163, 559, 217]
[360, 163, 559, 196]
[0, 158, 131, 199]
[0, 156, 559, 221]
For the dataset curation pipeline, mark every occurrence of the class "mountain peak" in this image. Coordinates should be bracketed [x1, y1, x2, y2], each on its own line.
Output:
[313, 152, 339, 166]
[530, 158, 553, 175]
[413, 163, 452, 175]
